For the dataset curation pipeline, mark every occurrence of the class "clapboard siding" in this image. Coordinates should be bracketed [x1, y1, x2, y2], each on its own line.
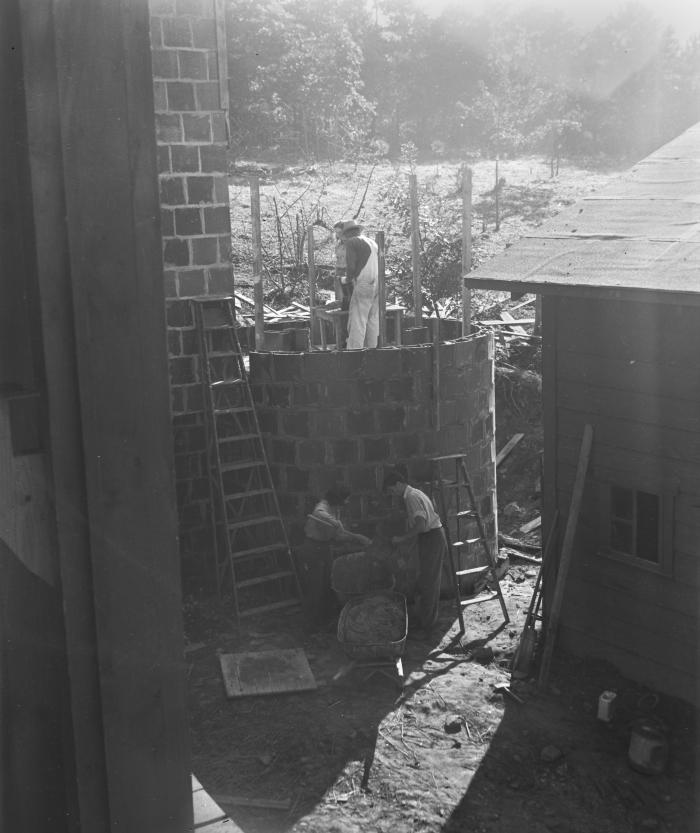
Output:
[547, 297, 700, 704]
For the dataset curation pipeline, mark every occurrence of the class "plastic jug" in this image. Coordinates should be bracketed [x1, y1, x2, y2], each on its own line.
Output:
[628, 719, 669, 775]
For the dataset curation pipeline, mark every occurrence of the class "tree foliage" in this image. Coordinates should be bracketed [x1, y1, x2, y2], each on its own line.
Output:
[226, 0, 700, 162]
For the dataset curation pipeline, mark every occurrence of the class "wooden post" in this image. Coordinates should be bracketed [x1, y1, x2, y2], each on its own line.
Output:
[534, 295, 542, 334]
[376, 230, 386, 347]
[409, 173, 421, 327]
[494, 156, 500, 231]
[538, 424, 594, 689]
[307, 225, 316, 350]
[250, 175, 265, 351]
[461, 165, 472, 336]
[430, 317, 441, 430]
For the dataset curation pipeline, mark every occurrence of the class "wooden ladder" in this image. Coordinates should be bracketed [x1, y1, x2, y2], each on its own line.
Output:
[192, 297, 300, 620]
[431, 454, 510, 632]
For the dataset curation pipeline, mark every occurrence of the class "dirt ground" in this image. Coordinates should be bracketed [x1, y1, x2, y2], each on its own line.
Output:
[185, 378, 698, 833]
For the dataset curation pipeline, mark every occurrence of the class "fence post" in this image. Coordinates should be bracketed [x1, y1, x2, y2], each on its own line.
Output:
[250, 174, 266, 352]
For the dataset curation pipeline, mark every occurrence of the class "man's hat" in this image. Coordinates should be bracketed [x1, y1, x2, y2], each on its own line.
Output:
[335, 219, 362, 233]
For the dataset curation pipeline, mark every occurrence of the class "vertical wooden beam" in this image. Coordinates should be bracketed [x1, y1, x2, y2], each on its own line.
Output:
[409, 173, 421, 327]
[541, 294, 559, 640]
[250, 175, 266, 351]
[307, 225, 316, 350]
[461, 166, 473, 337]
[376, 231, 386, 347]
[52, 0, 191, 829]
[430, 318, 441, 430]
[494, 156, 500, 231]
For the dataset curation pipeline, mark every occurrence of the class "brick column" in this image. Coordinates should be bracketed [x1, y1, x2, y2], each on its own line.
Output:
[150, 0, 233, 576]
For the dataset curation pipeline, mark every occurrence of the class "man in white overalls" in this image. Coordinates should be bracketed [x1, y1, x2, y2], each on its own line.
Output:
[337, 219, 379, 350]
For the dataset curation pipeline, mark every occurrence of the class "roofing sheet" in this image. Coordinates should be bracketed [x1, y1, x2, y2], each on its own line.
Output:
[466, 122, 700, 300]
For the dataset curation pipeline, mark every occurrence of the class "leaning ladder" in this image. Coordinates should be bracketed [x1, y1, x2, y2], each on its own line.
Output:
[192, 297, 300, 620]
[431, 453, 510, 631]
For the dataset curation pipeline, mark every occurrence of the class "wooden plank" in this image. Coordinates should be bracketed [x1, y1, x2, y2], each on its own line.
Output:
[409, 173, 421, 327]
[307, 225, 317, 349]
[557, 348, 700, 404]
[250, 175, 265, 351]
[376, 230, 386, 347]
[53, 0, 191, 828]
[213, 795, 292, 811]
[462, 165, 472, 336]
[496, 432, 525, 467]
[499, 310, 528, 335]
[541, 295, 559, 621]
[538, 423, 593, 688]
[219, 648, 317, 697]
[519, 516, 541, 534]
[18, 0, 111, 825]
[559, 624, 699, 707]
[431, 319, 441, 430]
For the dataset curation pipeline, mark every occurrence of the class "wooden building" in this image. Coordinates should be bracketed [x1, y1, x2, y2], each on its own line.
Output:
[1, 0, 193, 830]
[466, 123, 700, 706]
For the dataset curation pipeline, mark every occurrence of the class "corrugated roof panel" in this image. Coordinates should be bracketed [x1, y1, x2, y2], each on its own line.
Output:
[466, 122, 700, 301]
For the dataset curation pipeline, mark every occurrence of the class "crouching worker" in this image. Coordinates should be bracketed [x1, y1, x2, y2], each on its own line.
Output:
[383, 471, 446, 639]
[296, 487, 371, 629]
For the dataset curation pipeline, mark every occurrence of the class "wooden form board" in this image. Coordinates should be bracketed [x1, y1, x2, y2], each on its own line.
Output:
[219, 648, 317, 698]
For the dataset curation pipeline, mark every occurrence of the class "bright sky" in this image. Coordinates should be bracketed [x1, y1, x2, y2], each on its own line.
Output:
[415, 0, 700, 38]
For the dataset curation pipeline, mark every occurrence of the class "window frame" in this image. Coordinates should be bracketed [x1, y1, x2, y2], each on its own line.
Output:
[597, 481, 674, 576]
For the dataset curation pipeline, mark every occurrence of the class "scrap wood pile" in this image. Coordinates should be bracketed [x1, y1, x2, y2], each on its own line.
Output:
[232, 291, 310, 326]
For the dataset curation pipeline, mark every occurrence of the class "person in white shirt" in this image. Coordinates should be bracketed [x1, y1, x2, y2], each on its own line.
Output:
[383, 470, 446, 638]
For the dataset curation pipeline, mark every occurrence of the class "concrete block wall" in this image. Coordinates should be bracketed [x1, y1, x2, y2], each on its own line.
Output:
[248, 334, 498, 569]
[150, 0, 233, 569]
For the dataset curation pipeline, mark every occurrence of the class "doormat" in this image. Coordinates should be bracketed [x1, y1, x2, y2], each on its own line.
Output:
[219, 648, 317, 698]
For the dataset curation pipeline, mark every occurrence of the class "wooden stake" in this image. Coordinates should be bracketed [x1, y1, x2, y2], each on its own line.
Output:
[376, 231, 386, 347]
[430, 318, 441, 430]
[538, 424, 594, 689]
[494, 156, 500, 231]
[461, 166, 472, 336]
[307, 225, 316, 350]
[250, 175, 265, 351]
[409, 173, 421, 327]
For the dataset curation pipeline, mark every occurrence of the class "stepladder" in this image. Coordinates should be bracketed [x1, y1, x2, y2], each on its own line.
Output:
[191, 296, 301, 620]
[430, 454, 510, 633]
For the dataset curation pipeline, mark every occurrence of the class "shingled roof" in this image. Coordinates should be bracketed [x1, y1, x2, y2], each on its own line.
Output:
[465, 122, 700, 305]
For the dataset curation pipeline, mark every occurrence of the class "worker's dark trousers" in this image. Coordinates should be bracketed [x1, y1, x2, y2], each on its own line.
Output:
[417, 527, 446, 631]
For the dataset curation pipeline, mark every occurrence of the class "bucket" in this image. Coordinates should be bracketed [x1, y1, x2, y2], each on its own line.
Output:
[628, 719, 669, 775]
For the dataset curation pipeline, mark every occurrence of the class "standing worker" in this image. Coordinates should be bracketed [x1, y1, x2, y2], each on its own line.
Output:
[383, 470, 446, 639]
[336, 219, 379, 350]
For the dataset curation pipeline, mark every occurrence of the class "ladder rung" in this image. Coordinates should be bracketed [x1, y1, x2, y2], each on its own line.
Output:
[232, 543, 288, 560]
[239, 598, 300, 617]
[452, 510, 477, 519]
[208, 350, 242, 358]
[236, 570, 295, 589]
[225, 488, 274, 500]
[214, 406, 255, 415]
[211, 378, 244, 387]
[453, 538, 482, 548]
[455, 565, 490, 577]
[220, 460, 265, 472]
[431, 454, 467, 462]
[218, 433, 260, 443]
[460, 592, 499, 607]
[228, 514, 280, 530]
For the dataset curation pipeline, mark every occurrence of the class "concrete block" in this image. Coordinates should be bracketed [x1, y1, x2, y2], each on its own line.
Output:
[404, 405, 429, 432]
[332, 439, 358, 465]
[313, 410, 345, 438]
[385, 377, 413, 402]
[177, 268, 206, 297]
[358, 379, 385, 405]
[170, 386, 185, 413]
[377, 406, 405, 433]
[271, 438, 296, 464]
[175, 0, 210, 16]
[169, 356, 196, 385]
[300, 351, 338, 382]
[167, 80, 196, 110]
[267, 385, 291, 407]
[203, 205, 231, 234]
[191, 237, 218, 265]
[157, 145, 172, 174]
[297, 440, 325, 467]
[178, 48, 208, 80]
[337, 349, 366, 377]
[191, 18, 217, 48]
[161, 208, 175, 236]
[211, 113, 228, 142]
[164, 237, 189, 266]
[199, 144, 228, 172]
[207, 50, 218, 79]
[257, 410, 277, 435]
[401, 346, 431, 376]
[394, 432, 422, 459]
[282, 411, 311, 438]
[184, 383, 204, 412]
[167, 329, 182, 357]
[175, 207, 202, 235]
[172, 144, 200, 173]
[347, 409, 375, 435]
[207, 265, 233, 294]
[160, 175, 186, 205]
[363, 436, 391, 463]
[324, 380, 359, 408]
[361, 348, 402, 379]
[348, 465, 378, 493]
[162, 16, 192, 47]
[153, 80, 168, 111]
[167, 299, 194, 327]
[187, 175, 214, 203]
[286, 466, 310, 492]
[195, 81, 220, 111]
[182, 112, 211, 142]
[270, 353, 304, 382]
[402, 326, 429, 345]
[150, 16, 163, 48]
[292, 382, 321, 407]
